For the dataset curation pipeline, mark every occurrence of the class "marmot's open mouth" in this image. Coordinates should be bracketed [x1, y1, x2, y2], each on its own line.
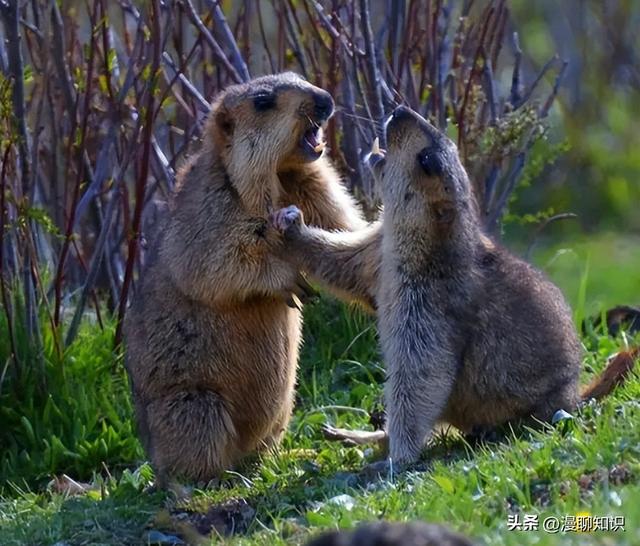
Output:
[300, 126, 326, 159]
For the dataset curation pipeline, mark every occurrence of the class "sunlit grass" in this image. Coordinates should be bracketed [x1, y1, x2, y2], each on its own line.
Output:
[532, 232, 640, 316]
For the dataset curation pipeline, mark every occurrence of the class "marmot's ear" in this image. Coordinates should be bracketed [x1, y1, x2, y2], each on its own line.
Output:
[214, 105, 234, 137]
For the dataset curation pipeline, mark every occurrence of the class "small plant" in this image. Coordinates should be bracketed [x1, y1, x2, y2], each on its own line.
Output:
[0, 314, 142, 486]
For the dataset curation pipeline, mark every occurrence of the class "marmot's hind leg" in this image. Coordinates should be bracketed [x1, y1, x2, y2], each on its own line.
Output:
[260, 394, 295, 452]
[132, 397, 152, 453]
[382, 317, 458, 465]
[530, 382, 580, 425]
[146, 390, 237, 485]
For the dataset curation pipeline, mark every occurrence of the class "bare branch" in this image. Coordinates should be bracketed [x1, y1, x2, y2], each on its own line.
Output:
[282, 0, 309, 78]
[0, 144, 19, 369]
[115, 0, 163, 347]
[482, 50, 497, 124]
[182, 0, 244, 84]
[359, 0, 387, 147]
[203, 0, 250, 82]
[525, 213, 578, 260]
[518, 54, 558, 108]
[510, 31, 522, 106]
[541, 60, 568, 118]
[65, 192, 119, 346]
[487, 151, 526, 230]
[1, 0, 31, 196]
[162, 50, 210, 111]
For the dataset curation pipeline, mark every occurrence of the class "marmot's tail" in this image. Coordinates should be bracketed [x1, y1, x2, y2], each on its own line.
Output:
[580, 347, 639, 401]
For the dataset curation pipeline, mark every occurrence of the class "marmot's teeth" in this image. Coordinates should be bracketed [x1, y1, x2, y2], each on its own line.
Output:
[313, 141, 325, 153]
[372, 137, 381, 155]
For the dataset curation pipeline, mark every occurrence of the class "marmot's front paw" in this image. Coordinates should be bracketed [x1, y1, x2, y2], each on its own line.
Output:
[284, 273, 319, 310]
[277, 272, 319, 310]
[270, 205, 304, 234]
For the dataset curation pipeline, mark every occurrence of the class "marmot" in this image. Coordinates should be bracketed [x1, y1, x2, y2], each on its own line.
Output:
[271, 105, 637, 465]
[124, 72, 365, 486]
[306, 521, 475, 546]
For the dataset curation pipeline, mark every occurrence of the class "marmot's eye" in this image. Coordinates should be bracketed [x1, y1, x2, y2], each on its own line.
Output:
[253, 92, 276, 111]
[417, 147, 444, 177]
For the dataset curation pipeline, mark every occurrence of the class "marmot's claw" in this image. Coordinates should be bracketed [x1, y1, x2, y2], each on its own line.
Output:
[294, 273, 319, 303]
[269, 205, 304, 234]
[283, 273, 318, 309]
[285, 294, 303, 310]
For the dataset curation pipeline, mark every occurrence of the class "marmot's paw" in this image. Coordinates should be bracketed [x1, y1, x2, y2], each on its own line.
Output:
[270, 205, 303, 234]
[284, 273, 319, 309]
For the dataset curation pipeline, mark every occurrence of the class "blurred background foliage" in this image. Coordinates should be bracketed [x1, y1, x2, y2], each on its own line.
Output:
[508, 0, 640, 236]
[507, 0, 640, 323]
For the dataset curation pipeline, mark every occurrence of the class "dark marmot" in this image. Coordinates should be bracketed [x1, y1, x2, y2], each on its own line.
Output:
[271, 105, 636, 465]
[124, 73, 365, 486]
[306, 521, 475, 546]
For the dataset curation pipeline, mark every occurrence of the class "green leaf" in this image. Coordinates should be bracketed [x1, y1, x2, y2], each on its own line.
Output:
[432, 474, 455, 494]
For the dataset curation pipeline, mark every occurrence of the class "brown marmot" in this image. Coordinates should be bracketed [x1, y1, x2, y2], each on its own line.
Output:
[271, 105, 637, 465]
[124, 72, 366, 486]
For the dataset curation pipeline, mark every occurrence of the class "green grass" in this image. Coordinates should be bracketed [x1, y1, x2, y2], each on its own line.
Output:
[531, 232, 640, 316]
[1, 232, 639, 545]
[0, 320, 142, 485]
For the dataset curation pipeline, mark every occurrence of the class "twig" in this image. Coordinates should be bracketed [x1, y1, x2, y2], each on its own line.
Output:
[482, 50, 497, 124]
[182, 0, 244, 84]
[0, 31, 7, 74]
[53, 0, 100, 327]
[510, 31, 522, 107]
[203, 0, 250, 82]
[65, 190, 118, 346]
[518, 54, 558, 108]
[0, 144, 19, 371]
[340, 60, 365, 192]
[387, 0, 405, 73]
[525, 213, 578, 260]
[50, 1, 75, 120]
[541, 60, 568, 118]
[458, 5, 494, 149]
[307, 0, 352, 53]
[1, 0, 31, 197]
[255, 0, 275, 72]
[161, 51, 210, 111]
[282, 0, 309, 78]
[359, 0, 387, 147]
[481, 164, 500, 217]
[66, 88, 147, 333]
[1, 0, 41, 351]
[115, 0, 163, 347]
[486, 151, 526, 230]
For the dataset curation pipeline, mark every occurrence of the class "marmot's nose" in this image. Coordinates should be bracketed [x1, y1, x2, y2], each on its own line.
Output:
[391, 105, 413, 120]
[389, 105, 441, 143]
[386, 105, 415, 137]
[313, 91, 334, 121]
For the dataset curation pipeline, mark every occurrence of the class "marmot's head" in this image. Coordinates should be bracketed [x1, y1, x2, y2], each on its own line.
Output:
[207, 72, 333, 175]
[368, 106, 473, 236]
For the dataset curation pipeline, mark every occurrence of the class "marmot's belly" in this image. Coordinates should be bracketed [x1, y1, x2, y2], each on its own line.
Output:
[128, 293, 302, 452]
[211, 301, 302, 447]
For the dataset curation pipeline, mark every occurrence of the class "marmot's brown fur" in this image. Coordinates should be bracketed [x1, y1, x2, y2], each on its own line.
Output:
[124, 73, 365, 486]
[271, 105, 637, 465]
